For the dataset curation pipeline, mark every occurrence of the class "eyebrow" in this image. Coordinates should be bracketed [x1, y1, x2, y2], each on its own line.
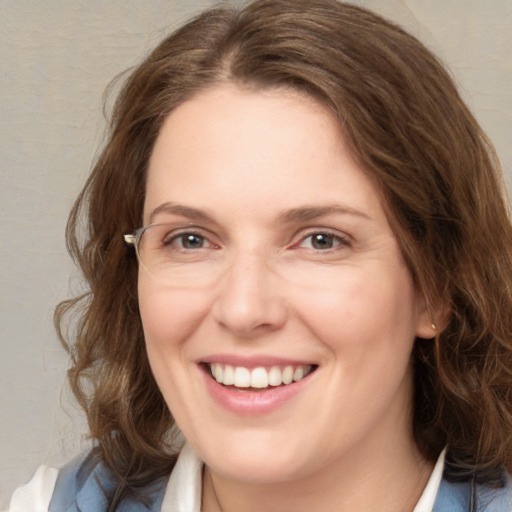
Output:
[148, 202, 372, 225]
[277, 204, 372, 223]
[148, 203, 214, 224]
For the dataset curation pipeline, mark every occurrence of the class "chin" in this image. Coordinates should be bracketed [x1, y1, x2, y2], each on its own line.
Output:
[209, 455, 303, 484]
[195, 432, 319, 484]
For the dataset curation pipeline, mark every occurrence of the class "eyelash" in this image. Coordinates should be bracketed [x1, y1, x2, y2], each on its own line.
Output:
[164, 231, 215, 251]
[295, 231, 351, 251]
[163, 229, 351, 253]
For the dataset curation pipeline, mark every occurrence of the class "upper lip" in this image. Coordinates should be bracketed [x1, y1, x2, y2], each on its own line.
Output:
[198, 354, 317, 369]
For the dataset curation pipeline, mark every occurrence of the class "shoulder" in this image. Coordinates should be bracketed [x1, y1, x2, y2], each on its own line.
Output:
[49, 450, 168, 511]
[9, 450, 168, 512]
[48, 450, 107, 511]
[434, 472, 512, 512]
[8, 451, 108, 512]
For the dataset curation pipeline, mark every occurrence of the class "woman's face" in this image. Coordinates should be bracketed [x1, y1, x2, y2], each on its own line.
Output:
[139, 84, 434, 483]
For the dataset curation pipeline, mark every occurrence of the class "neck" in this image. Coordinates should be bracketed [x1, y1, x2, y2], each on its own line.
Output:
[201, 434, 434, 512]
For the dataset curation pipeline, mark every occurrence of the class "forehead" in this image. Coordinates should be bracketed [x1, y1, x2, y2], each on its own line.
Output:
[144, 84, 386, 227]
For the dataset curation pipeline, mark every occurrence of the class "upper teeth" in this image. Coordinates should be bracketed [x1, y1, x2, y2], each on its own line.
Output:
[209, 363, 313, 389]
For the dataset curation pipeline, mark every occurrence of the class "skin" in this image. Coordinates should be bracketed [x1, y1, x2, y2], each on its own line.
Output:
[138, 84, 436, 511]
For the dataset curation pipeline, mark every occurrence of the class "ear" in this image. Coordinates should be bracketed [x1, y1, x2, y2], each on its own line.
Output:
[415, 315, 437, 339]
[415, 294, 450, 339]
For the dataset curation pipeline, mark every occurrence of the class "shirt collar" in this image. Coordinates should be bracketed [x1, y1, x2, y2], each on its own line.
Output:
[162, 442, 446, 512]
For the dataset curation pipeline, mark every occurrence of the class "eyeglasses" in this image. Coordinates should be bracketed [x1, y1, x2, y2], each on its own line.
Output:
[124, 222, 351, 288]
[124, 223, 221, 286]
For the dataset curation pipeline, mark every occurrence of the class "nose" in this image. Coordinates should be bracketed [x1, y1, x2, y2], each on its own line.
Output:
[212, 251, 288, 338]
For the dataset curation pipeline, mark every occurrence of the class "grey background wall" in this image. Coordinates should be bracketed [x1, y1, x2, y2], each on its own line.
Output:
[0, 0, 510, 506]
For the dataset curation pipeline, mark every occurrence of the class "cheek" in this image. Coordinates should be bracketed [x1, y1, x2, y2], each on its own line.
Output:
[138, 279, 211, 353]
[294, 263, 419, 355]
[137, 280, 214, 418]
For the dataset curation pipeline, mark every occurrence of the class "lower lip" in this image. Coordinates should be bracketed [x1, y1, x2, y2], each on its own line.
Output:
[202, 367, 312, 416]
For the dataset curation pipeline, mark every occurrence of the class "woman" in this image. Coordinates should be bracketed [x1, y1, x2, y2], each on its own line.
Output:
[9, 0, 512, 511]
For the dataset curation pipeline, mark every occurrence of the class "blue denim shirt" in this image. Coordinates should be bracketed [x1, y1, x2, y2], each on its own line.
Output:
[432, 475, 512, 511]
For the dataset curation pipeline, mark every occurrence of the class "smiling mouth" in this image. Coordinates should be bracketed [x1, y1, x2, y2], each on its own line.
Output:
[206, 363, 317, 390]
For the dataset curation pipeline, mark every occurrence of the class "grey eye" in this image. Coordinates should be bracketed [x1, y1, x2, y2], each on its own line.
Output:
[178, 233, 206, 249]
[310, 233, 337, 250]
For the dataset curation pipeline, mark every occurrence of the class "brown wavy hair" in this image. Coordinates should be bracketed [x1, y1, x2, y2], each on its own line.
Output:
[55, 0, 512, 507]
